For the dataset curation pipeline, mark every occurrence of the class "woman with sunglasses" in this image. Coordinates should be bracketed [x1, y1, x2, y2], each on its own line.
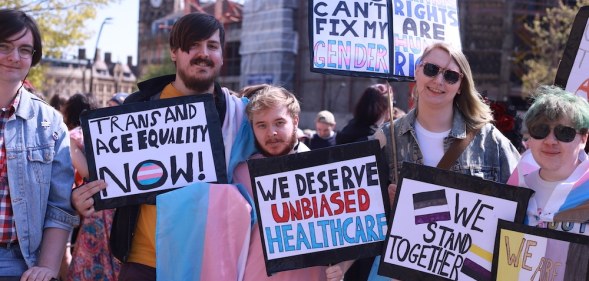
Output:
[509, 85, 589, 234]
[363, 41, 520, 281]
[377, 42, 520, 188]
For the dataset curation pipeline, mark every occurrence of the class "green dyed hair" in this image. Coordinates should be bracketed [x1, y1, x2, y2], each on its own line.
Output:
[525, 85, 589, 132]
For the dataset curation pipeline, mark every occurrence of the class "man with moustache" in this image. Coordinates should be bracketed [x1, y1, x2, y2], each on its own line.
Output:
[233, 85, 351, 281]
[71, 12, 253, 280]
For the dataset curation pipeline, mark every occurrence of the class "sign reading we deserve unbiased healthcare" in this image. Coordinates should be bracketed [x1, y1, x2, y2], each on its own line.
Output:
[247, 140, 390, 275]
[80, 95, 227, 210]
[309, 0, 461, 80]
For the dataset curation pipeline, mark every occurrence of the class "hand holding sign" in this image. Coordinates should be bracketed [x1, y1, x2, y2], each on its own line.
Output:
[72, 180, 107, 217]
[80, 95, 227, 210]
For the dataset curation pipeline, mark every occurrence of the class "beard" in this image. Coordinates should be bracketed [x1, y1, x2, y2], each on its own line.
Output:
[177, 57, 220, 93]
[257, 127, 298, 157]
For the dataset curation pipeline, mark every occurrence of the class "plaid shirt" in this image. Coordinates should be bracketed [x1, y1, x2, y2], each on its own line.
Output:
[0, 94, 20, 243]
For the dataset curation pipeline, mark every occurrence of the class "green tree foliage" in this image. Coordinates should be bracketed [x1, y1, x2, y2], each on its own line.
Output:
[3, 0, 112, 93]
[521, 0, 589, 96]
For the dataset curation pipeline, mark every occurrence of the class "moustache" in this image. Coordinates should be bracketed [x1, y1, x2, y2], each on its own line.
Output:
[265, 138, 284, 145]
[190, 58, 214, 67]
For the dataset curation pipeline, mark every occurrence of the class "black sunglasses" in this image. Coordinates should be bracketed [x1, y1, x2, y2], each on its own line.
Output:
[421, 62, 463, 84]
[528, 124, 584, 143]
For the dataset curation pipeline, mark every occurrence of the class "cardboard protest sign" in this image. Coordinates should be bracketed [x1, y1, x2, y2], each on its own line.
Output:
[391, 0, 461, 78]
[247, 140, 389, 275]
[492, 220, 589, 281]
[378, 163, 532, 281]
[80, 95, 227, 210]
[555, 6, 589, 100]
[308, 0, 461, 80]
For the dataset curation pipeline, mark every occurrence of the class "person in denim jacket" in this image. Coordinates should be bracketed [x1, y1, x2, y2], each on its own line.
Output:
[364, 41, 521, 281]
[0, 9, 78, 280]
[376, 42, 520, 187]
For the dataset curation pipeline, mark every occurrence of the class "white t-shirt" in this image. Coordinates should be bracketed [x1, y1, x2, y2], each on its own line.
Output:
[524, 167, 589, 236]
[415, 121, 450, 166]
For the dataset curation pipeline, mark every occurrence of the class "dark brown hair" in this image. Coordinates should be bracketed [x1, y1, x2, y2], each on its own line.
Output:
[169, 12, 225, 53]
[354, 84, 389, 126]
[0, 9, 43, 66]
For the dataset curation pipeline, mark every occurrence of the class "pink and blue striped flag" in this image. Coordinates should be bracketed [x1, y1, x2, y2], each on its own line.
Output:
[156, 182, 252, 281]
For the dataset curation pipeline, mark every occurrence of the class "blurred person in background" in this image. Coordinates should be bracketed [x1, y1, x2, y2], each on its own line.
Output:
[106, 92, 129, 107]
[336, 84, 389, 145]
[306, 110, 337, 149]
[61, 93, 121, 281]
[49, 94, 66, 111]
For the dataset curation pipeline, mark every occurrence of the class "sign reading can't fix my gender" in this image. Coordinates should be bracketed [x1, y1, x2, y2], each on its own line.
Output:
[308, 0, 461, 80]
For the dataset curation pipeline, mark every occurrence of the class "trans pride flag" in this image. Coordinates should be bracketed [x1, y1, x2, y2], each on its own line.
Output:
[508, 150, 589, 224]
[155, 182, 253, 281]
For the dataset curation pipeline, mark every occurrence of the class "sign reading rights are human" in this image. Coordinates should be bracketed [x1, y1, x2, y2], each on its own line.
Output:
[80, 95, 227, 210]
[247, 140, 389, 275]
[308, 0, 461, 80]
[391, 0, 461, 77]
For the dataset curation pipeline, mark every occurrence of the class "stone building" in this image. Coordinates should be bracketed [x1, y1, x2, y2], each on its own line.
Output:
[41, 48, 138, 107]
[137, 0, 571, 128]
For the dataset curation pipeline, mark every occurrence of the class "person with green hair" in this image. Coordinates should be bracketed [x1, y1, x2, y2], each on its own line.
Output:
[508, 85, 589, 233]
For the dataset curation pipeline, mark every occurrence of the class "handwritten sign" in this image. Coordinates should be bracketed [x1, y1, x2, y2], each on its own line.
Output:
[378, 163, 532, 280]
[80, 95, 227, 210]
[308, 0, 461, 80]
[309, 0, 393, 78]
[555, 6, 589, 100]
[391, 0, 461, 77]
[492, 220, 589, 280]
[247, 140, 389, 275]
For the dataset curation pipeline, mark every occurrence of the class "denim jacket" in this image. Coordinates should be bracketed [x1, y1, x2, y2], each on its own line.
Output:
[7, 88, 79, 267]
[375, 108, 520, 184]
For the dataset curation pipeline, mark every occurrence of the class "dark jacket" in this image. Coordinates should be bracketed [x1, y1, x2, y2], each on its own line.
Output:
[335, 118, 377, 145]
[109, 74, 227, 263]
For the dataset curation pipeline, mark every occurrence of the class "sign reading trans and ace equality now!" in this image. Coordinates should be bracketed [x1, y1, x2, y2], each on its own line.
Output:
[378, 163, 533, 281]
[309, 0, 461, 79]
[80, 95, 227, 210]
[247, 140, 390, 275]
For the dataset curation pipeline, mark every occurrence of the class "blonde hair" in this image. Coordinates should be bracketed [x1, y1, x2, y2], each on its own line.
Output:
[417, 42, 493, 130]
[244, 84, 300, 122]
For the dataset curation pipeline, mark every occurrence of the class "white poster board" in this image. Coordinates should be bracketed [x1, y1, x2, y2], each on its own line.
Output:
[81, 95, 227, 210]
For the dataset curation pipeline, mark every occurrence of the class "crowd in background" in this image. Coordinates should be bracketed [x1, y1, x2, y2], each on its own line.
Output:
[3, 7, 589, 281]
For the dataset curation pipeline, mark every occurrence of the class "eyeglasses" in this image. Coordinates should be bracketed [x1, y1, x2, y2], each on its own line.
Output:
[528, 124, 586, 143]
[420, 62, 463, 84]
[0, 43, 35, 59]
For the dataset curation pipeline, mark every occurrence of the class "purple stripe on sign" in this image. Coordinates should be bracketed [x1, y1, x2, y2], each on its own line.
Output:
[460, 258, 491, 281]
[545, 237, 569, 281]
[414, 212, 451, 225]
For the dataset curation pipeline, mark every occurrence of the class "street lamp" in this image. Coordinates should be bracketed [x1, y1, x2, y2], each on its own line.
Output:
[89, 17, 113, 94]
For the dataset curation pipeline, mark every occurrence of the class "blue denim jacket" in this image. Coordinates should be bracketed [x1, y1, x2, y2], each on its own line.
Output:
[6, 89, 79, 267]
[375, 108, 520, 184]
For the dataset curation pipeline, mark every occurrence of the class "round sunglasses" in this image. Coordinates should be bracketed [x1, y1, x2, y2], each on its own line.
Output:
[420, 62, 463, 84]
[528, 124, 585, 143]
